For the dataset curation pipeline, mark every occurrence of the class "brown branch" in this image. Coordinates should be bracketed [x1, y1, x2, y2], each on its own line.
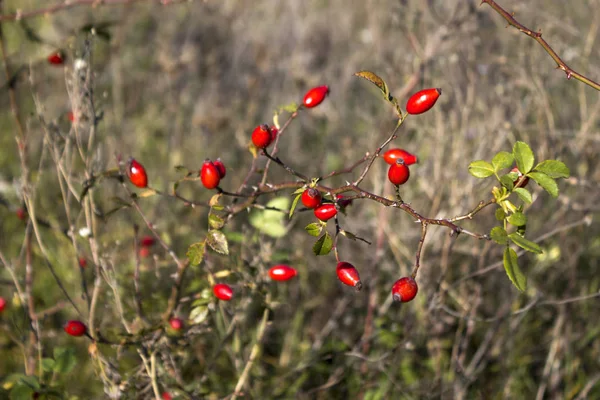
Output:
[481, 0, 600, 91]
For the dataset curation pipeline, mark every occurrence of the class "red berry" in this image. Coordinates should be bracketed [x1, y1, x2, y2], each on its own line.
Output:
[268, 265, 298, 281]
[47, 51, 65, 65]
[140, 235, 155, 247]
[383, 148, 418, 166]
[314, 203, 337, 221]
[510, 167, 529, 188]
[200, 160, 221, 189]
[78, 257, 87, 268]
[161, 393, 173, 400]
[391, 277, 418, 303]
[169, 317, 184, 331]
[127, 158, 148, 188]
[139, 247, 151, 258]
[64, 320, 87, 337]
[213, 159, 227, 179]
[406, 88, 441, 115]
[16, 208, 27, 221]
[68, 111, 76, 122]
[251, 124, 273, 149]
[213, 283, 233, 301]
[388, 162, 410, 186]
[336, 194, 352, 208]
[301, 188, 322, 209]
[336, 262, 362, 290]
[303, 85, 329, 108]
[0, 297, 6, 313]
[270, 126, 279, 141]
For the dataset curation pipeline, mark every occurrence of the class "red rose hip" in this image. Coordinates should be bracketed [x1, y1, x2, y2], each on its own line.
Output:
[268, 265, 298, 281]
[127, 158, 148, 188]
[213, 283, 233, 301]
[161, 393, 173, 400]
[336, 262, 362, 290]
[383, 148, 418, 166]
[0, 297, 6, 313]
[64, 320, 87, 337]
[388, 162, 410, 186]
[301, 188, 322, 209]
[200, 160, 221, 189]
[391, 277, 418, 303]
[314, 203, 337, 221]
[252, 124, 273, 149]
[406, 88, 441, 115]
[213, 159, 227, 179]
[169, 317, 184, 331]
[47, 51, 65, 65]
[303, 85, 329, 108]
[140, 235, 155, 247]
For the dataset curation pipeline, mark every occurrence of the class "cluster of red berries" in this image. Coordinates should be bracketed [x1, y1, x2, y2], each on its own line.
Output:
[200, 158, 226, 189]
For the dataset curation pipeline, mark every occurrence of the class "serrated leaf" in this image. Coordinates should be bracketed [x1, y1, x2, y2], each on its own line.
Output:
[289, 193, 301, 219]
[507, 211, 527, 227]
[186, 241, 206, 266]
[513, 141, 534, 173]
[495, 208, 506, 221]
[313, 232, 333, 256]
[528, 172, 559, 198]
[513, 188, 532, 204]
[207, 230, 229, 255]
[54, 347, 76, 374]
[354, 70, 389, 97]
[305, 222, 322, 237]
[209, 194, 222, 207]
[208, 214, 225, 229]
[499, 174, 514, 190]
[508, 233, 542, 254]
[533, 160, 570, 179]
[138, 189, 156, 198]
[492, 151, 514, 172]
[503, 247, 527, 292]
[468, 160, 495, 178]
[249, 197, 290, 238]
[490, 226, 508, 245]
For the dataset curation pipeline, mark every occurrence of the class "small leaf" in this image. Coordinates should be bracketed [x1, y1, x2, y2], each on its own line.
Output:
[533, 160, 570, 179]
[468, 160, 495, 178]
[207, 230, 229, 255]
[503, 247, 527, 292]
[313, 232, 333, 256]
[289, 194, 301, 219]
[507, 211, 527, 227]
[282, 102, 299, 113]
[495, 208, 506, 221]
[492, 151, 514, 172]
[138, 189, 156, 198]
[499, 174, 514, 190]
[490, 226, 508, 245]
[186, 241, 206, 266]
[208, 214, 225, 230]
[53, 347, 77, 374]
[513, 141, 534, 173]
[209, 194, 222, 207]
[305, 223, 322, 237]
[41, 358, 56, 372]
[508, 233, 542, 254]
[189, 305, 209, 324]
[513, 188, 532, 204]
[354, 70, 389, 97]
[528, 172, 559, 198]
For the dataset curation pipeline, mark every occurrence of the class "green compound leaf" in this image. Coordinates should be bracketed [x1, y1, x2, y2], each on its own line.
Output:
[499, 174, 514, 190]
[207, 230, 229, 255]
[490, 226, 508, 245]
[186, 241, 206, 266]
[492, 151, 514, 172]
[313, 232, 333, 256]
[468, 160, 495, 178]
[503, 247, 527, 292]
[513, 141, 535, 174]
[533, 160, 570, 179]
[507, 211, 527, 227]
[528, 172, 559, 198]
[508, 233, 542, 254]
[513, 188, 533, 204]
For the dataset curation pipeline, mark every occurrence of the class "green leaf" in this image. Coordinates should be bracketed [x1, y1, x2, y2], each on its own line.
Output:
[207, 230, 229, 255]
[513, 141, 534, 173]
[503, 247, 527, 292]
[289, 193, 301, 219]
[186, 241, 206, 266]
[492, 151, 514, 172]
[208, 214, 225, 229]
[490, 226, 508, 245]
[499, 174, 514, 190]
[513, 188, 532, 204]
[54, 347, 77, 374]
[508, 233, 543, 254]
[9, 385, 35, 400]
[41, 358, 56, 372]
[533, 160, 570, 179]
[305, 223, 322, 237]
[249, 197, 290, 238]
[468, 160, 495, 178]
[528, 172, 559, 198]
[313, 232, 333, 256]
[507, 211, 527, 227]
[495, 208, 506, 221]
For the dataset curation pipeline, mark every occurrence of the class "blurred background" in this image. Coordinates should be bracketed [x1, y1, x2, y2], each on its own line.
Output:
[1, 0, 599, 398]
